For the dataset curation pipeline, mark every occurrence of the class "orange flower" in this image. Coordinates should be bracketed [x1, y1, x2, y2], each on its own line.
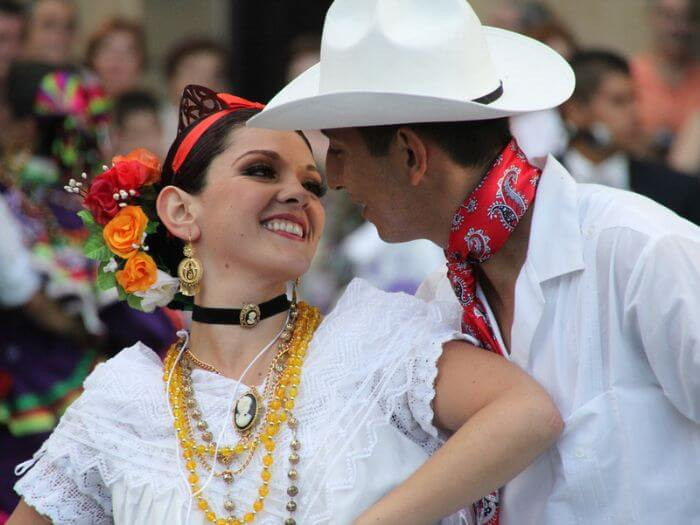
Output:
[112, 148, 161, 185]
[116, 252, 158, 293]
[103, 205, 149, 259]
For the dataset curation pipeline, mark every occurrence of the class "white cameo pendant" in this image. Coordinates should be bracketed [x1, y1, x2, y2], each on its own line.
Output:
[234, 388, 262, 434]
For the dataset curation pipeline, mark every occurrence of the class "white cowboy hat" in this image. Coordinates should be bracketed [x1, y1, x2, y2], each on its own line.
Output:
[248, 0, 575, 131]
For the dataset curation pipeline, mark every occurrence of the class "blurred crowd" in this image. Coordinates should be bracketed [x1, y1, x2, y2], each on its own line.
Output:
[0, 0, 698, 519]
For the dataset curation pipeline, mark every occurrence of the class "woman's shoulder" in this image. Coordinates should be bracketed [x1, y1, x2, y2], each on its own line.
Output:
[320, 278, 462, 338]
[85, 341, 164, 390]
[308, 279, 466, 373]
[73, 342, 169, 424]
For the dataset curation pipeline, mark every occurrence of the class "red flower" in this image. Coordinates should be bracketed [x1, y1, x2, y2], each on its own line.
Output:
[0, 370, 12, 401]
[112, 160, 149, 192]
[84, 171, 120, 225]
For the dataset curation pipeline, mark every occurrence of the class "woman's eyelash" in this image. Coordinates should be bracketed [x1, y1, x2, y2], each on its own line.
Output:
[243, 164, 327, 197]
[243, 164, 276, 178]
[304, 180, 328, 198]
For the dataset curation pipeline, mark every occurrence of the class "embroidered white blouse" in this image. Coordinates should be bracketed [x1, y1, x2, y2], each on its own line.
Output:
[14, 279, 470, 524]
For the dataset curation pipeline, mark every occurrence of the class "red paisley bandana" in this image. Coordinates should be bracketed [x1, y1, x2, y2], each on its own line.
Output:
[445, 139, 541, 525]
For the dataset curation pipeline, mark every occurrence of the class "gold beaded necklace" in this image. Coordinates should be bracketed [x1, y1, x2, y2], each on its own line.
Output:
[164, 302, 321, 525]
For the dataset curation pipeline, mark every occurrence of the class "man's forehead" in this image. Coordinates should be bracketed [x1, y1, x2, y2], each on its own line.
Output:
[320, 127, 357, 141]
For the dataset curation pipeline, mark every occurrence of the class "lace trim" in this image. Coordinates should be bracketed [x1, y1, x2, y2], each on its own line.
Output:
[14, 279, 471, 524]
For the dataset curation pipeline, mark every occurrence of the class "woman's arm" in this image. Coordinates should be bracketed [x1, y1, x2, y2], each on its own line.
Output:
[356, 340, 563, 525]
[7, 500, 51, 525]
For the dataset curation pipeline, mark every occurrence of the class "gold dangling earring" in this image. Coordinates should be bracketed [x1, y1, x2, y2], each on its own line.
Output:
[177, 237, 203, 296]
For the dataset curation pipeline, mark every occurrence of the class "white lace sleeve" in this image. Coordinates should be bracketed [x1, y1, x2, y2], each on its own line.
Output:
[389, 299, 471, 454]
[13, 343, 175, 524]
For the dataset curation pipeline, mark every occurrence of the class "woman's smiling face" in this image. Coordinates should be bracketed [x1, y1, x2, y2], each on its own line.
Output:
[191, 126, 326, 285]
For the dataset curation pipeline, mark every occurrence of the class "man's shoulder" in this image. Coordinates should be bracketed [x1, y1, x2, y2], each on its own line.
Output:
[572, 176, 699, 242]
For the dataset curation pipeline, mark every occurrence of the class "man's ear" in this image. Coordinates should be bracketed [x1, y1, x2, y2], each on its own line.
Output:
[156, 186, 201, 241]
[560, 98, 589, 130]
[396, 127, 429, 187]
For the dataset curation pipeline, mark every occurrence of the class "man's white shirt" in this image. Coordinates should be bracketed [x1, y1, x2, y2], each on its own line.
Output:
[417, 157, 700, 524]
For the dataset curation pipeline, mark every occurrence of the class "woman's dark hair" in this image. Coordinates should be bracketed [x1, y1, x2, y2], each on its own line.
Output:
[149, 108, 261, 287]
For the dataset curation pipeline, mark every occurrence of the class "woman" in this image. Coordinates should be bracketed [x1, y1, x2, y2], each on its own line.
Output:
[8, 86, 562, 524]
[85, 18, 147, 99]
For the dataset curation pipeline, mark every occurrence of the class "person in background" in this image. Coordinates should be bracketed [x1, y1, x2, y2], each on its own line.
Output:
[561, 50, 700, 225]
[0, 0, 24, 153]
[668, 108, 700, 176]
[0, 61, 177, 516]
[84, 18, 146, 99]
[508, 17, 578, 161]
[160, 37, 230, 151]
[286, 33, 321, 81]
[110, 89, 163, 158]
[631, 0, 700, 157]
[21, 0, 75, 65]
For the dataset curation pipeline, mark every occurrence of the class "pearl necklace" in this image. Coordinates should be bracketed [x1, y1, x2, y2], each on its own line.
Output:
[164, 302, 321, 525]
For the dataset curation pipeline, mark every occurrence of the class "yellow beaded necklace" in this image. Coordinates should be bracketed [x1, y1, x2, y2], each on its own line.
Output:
[163, 302, 321, 525]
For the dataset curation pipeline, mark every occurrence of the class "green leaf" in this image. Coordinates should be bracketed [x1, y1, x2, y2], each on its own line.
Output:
[117, 285, 127, 300]
[145, 220, 159, 234]
[126, 293, 144, 311]
[77, 210, 101, 233]
[84, 234, 111, 261]
[96, 264, 117, 291]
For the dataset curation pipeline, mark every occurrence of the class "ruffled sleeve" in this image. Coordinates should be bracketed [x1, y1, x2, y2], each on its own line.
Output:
[14, 343, 175, 524]
[318, 279, 472, 454]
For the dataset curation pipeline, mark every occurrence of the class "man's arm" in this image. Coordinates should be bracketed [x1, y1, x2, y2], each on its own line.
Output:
[624, 233, 700, 422]
[355, 340, 563, 524]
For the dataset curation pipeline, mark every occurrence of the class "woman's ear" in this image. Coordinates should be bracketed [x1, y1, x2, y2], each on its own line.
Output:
[396, 127, 429, 187]
[156, 186, 201, 241]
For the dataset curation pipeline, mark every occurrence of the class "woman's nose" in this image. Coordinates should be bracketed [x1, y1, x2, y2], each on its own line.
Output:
[277, 179, 309, 207]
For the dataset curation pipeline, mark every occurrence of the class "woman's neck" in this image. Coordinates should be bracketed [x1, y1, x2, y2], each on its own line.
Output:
[187, 277, 291, 383]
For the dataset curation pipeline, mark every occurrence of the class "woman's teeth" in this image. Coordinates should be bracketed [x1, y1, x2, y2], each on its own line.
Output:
[263, 220, 304, 238]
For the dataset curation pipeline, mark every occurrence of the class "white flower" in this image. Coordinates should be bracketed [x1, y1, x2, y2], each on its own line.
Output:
[134, 270, 179, 312]
[103, 258, 118, 273]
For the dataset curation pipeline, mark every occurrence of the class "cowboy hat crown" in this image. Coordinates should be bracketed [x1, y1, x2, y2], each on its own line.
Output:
[248, 0, 575, 130]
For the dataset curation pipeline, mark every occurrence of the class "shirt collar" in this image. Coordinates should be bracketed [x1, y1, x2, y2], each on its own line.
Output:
[564, 148, 630, 190]
[526, 155, 585, 283]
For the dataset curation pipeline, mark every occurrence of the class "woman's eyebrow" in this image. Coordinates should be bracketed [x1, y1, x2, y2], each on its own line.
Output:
[234, 150, 280, 164]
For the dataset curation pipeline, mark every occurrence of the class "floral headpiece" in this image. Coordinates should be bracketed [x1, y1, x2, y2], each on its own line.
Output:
[68, 87, 265, 313]
[66, 148, 180, 312]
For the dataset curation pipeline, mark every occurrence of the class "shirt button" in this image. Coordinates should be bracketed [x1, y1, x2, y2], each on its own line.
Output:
[574, 448, 586, 458]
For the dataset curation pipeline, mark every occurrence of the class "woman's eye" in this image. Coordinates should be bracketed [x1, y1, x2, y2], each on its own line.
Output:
[304, 180, 328, 198]
[243, 164, 276, 178]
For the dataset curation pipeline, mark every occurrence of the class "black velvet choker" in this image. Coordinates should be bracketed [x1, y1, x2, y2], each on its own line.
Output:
[192, 294, 290, 328]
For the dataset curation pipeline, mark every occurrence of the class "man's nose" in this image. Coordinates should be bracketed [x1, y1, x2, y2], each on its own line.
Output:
[325, 159, 344, 190]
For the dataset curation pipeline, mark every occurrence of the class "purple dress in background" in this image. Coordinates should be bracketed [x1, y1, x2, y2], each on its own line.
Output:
[0, 186, 177, 514]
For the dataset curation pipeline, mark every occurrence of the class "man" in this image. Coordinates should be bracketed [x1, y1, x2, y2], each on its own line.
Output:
[249, 1, 700, 523]
[110, 89, 163, 158]
[631, 0, 700, 150]
[561, 49, 700, 225]
[22, 0, 76, 65]
[160, 37, 230, 150]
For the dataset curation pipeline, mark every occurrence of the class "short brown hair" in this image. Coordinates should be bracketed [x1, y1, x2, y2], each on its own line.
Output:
[164, 37, 230, 81]
[357, 118, 512, 168]
[85, 18, 146, 71]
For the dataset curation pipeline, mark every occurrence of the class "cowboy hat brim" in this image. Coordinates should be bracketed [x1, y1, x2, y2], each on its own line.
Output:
[248, 27, 575, 130]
